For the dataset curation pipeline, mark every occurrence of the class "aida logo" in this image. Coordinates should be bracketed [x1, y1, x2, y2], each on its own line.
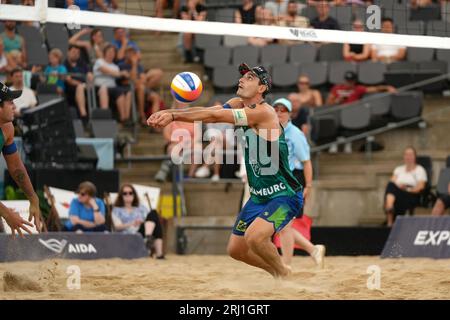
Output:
[289, 28, 317, 39]
[39, 239, 97, 254]
[39, 239, 68, 254]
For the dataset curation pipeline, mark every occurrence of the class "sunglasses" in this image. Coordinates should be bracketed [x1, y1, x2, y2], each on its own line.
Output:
[274, 107, 288, 113]
[79, 192, 88, 197]
[122, 192, 134, 196]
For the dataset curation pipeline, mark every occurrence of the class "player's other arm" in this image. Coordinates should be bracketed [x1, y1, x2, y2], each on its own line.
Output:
[2, 123, 41, 231]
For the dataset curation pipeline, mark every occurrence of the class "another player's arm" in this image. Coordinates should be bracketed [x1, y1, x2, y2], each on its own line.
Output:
[2, 123, 41, 231]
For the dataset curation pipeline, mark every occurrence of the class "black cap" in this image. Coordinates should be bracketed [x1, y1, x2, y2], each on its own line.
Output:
[239, 63, 272, 95]
[0, 82, 22, 104]
[344, 71, 357, 82]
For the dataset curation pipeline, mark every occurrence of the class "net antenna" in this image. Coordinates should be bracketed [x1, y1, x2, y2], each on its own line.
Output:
[1, 2, 450, 49]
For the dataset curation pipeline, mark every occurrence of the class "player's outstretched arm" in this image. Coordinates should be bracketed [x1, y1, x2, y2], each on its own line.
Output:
[0, 202, 33, 238]
[2, 123, 42, 232]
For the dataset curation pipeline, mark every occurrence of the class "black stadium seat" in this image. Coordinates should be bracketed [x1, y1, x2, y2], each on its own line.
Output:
[328, 61, 357, 85]
[436, 168, 450, 197]
[318, 43, 343, 62]
[232, 45, 259, 67]
[45, 23, 69, 53]
[390, 92, 423, 121]
[212, 65, 238, 91]
[299, 62, 328, 87]
[407, 47, 435, 62]
[271, 63, 299, 90]
[260, 44, 288, 67]
[203, 47, 232, 68]
[358, 61, 386, 85]
[289, 44, 317, 65]
[339, 102, 371, 132]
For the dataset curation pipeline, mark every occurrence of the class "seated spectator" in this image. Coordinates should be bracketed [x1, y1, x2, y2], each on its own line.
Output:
[432, 182, 450, 216]
[64, 181, 106, 232]
[93, 44, 132, 123]
[69, 27, 106, 66]
[310, 1, 340, 30]
[66, 0, 91, 10]
[371, 18, 407, 63]
[235, 0, 261, 24]
[9, 68, 37, 117]
[112, 184, 165, 258]
[93, 0, 119, 12]
[155, 0, 181, 19]
[64, 44, 96, 125]
[288, 74, 322, 133]
[0, 21, 27, 65]
[278, 1, 310, 29]
[4, 50, 30, 84]
[112, 28, 141, 63]
[326, 71, 396, 153]
[44, 48, 67, 95]
[154, 102, 203, 182]
[384, 147, 427, 226]
[410, 0, 434, 9]
[0, 38, 7, 83]
[248, 8, 275, 46]
[180, 0, 207, 63]
[343, 19, 371, 62]
[143, 68, 165, 126]
[265, 0, 289, 19]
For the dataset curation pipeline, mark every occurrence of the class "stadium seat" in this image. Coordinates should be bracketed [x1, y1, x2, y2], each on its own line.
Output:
[99, 26, 115, 43]
[223, 35, 248, 47]
[426, 21, 450, 37]
[72, 119, 86, 138]
[366, 93, 392, 116]
[289, 44, 317, 65]
[387, 62, 418, 71]
[318, 43, 343, 62]
[195, 34, 222, 50]
[397, 21, 425, 35]
[329, 5, 353, 30]
[418, 60, 448, 73]
[446, 155, 450, 168]
[45, 23, 69, 53]
[436, 49, 450, 63]
[436, 168, 450, 196]
[203, 47, 232, 68]
[91, 119, 118, 140]
[212, 65, 238, 91]
[300, 6, 318, 21]
[328, 61, 357, 85]
[231, 45, 259, 67]
[299, 62, 328, 87]
[410, 5, 442, 21]
[310, 114, 339, 145]
[339, 102, 371, 131]
[272, 64, 299, 90]
[260, 44, 289, 67]
[416, 155, 433, 206]
[91, 108, 113, 119]
[17, 24, 49, 66]
[214, 8, 236, 23]
[407, 47, 435, 62]
[390, 92, 423, 120]
[36, 84, 59, 105]
[358, 61, 386, 85]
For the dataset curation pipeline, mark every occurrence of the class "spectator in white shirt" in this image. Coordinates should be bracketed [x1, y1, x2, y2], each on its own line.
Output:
[9, 68, 37, 116]
[384, 146, 427, 226]
[371, 18, 407, 63]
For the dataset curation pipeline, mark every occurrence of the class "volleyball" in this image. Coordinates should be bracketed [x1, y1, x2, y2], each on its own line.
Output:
[170, 72, 203, 103]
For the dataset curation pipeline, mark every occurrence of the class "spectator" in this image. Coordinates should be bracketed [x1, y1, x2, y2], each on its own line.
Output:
[248, 8, 275, 46]
[310, 1, 340, 30]
[288, 74, 322, 133]
[384, 147, 427, 226]
[0, 21, 27, 64]
[410, 0, 434, 9]
[265, 0, 289, 19]
[0, 38, 7, 83]
[66, 0, 91, 10]
[112, 184, 165, 258]
[154, 102, 203, 182]
[343, 19, 371, 62]
[69, 27, 106, 66]
[371, 18, 407, 63]
[326, 71, 396, 153]
[20, 0, 40, 29]
[432, 182, 450, 216]
[64, 44, 95, 124]
[93, 44, 132, 123]
[112, 28, 141, 63]
[9, 68, 37, 117]
[235, 0, 260, 24]
[93, 0, 119, 12]
[278, 1, 310, 29]
[64, 181, 106, 232]
[155, 0, 181, 19]
[180, 0, 207, 63]
[143, 68, 165, 126]
[4, 50, 29, 84]
[44, 48, 68, 95]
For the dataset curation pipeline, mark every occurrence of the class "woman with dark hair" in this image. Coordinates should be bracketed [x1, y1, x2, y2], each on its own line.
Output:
[112, 184, 165, 259]
[384, 147, 427, 226]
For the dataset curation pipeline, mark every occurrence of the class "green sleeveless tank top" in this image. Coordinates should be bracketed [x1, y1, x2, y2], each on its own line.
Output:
[0, 127, 4, 152]
[237, 125, 302, 204]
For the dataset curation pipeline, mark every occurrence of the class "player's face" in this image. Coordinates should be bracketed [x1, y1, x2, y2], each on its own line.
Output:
[0, 101, 16, 123]
[237, 72, 264, 99]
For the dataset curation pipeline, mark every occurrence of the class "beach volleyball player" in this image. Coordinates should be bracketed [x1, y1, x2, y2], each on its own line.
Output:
[0, 81, 41, 236]
[148, 64, 303, 278]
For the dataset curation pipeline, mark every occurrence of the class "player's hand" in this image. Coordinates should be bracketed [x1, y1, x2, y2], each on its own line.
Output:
[147, 111, 173, 128]
[28, 199, 41, 232]
[3, 208, 34, 238]
[303, 186, 311, 200]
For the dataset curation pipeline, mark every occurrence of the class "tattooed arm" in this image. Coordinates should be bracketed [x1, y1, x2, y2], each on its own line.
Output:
[2, 123, 41, 231]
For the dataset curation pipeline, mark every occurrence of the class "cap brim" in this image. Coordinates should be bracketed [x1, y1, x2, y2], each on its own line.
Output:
[7, 90, 22, 101]
[238, 63, 251, 75]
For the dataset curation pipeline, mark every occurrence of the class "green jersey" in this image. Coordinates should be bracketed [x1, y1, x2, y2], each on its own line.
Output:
[0, 127, 4, 152]
[238, 125, 303, 204]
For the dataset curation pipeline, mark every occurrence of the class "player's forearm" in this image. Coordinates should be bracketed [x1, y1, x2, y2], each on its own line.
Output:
[173, 109, 233, 124]
[303, 160, 313, 187]
[9, 163, 38, 204]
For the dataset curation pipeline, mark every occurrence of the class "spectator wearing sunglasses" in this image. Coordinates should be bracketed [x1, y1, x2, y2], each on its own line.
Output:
[112, 184, 165, 259]
[65, 181, 106, 232]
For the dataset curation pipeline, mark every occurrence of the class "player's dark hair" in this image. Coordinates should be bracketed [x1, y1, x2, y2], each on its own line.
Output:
[10, 67, 22, 77]
[114, 184, 140, 207]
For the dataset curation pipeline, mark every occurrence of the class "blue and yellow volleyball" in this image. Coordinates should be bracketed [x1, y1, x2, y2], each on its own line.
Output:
[170, 72, 203, 103]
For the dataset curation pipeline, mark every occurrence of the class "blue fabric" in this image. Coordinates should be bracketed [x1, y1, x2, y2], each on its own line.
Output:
[223, 103, 232, 109]
[284, 121, 310, 171]
[65, 0, 90, 10]
[112, 40, 140, 53]
[2, 142, 17, 155]
[112, 205, 148, 234]
[232, 191, 303, 236]
[44, 65, 68, 90]
[65, 197, 106, 230]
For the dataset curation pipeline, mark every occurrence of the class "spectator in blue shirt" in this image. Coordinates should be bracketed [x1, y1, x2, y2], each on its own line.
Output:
[272, 98, 325, 268]
[44, 48, 68, 95]
[65, 181, 106, 232]
[112, 28, 141, 63]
